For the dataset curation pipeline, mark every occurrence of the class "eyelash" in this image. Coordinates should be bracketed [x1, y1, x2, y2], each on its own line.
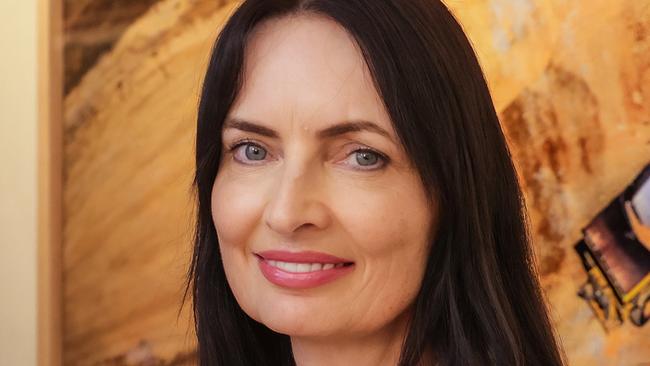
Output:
[225, 138, 389, 171]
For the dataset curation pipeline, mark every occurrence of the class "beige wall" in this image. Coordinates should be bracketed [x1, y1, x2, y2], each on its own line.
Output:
[0, 0, 38, 365]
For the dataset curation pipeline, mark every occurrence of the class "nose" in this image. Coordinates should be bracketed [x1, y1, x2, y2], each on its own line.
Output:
[263, 158, 331, 237]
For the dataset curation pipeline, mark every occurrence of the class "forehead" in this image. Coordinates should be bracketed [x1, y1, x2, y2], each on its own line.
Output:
[228, 13, 394, 139]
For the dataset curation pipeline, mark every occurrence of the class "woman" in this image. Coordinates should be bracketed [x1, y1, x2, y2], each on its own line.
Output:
[183, 0, 567, 365]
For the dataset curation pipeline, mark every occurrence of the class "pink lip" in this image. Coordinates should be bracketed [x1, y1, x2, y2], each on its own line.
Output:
[255, 250, 353, 264]
[254, 250, 355, 289]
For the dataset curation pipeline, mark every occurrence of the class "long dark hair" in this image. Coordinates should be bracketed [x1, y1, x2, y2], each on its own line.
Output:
[183, 0, 567, 365]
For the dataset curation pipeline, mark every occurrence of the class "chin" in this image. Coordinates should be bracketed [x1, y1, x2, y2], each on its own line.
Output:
[259, 314, 330, 337]
[252, 298, 339, 337]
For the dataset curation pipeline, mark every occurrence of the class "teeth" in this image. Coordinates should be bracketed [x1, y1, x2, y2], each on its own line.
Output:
[266, 260, 347, 273]
[296, 263, 311, 272]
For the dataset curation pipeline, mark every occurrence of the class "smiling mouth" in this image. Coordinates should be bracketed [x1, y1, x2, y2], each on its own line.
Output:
[258, 258, 353, 273]
[253, 250, 356, 289]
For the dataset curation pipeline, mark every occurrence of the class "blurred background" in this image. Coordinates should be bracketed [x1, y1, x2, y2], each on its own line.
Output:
[1, 0, 649, 365]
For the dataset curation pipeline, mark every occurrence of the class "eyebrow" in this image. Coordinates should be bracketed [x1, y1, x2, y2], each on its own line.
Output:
[223, 117, 394, 142]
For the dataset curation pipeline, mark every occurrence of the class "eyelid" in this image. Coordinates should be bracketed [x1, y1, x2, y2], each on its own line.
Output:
[226, 137, 264, 151]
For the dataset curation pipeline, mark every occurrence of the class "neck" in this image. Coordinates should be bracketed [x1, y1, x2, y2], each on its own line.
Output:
[290, 309, 431, 366]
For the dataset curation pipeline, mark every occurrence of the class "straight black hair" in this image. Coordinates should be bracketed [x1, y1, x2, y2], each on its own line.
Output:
[183, 0, 567, 365]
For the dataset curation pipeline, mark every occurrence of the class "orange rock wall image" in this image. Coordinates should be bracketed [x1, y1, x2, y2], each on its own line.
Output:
[62, 0, 650, 364]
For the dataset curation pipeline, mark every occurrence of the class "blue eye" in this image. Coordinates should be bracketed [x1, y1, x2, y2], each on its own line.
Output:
[345, 149, 387, 170]
[242, 143, 266, 161]
[227, 139, 267, 165]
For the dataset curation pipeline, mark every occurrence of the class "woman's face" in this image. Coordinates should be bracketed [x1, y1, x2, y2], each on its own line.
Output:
[212, 13, 438, 339]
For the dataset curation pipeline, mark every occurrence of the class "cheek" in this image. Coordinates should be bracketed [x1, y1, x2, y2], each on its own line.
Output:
[334, 180, 433, 328]
[339, 178, 433, 261]
[210, 172, 267, 318]
[211, 172, 261, 246]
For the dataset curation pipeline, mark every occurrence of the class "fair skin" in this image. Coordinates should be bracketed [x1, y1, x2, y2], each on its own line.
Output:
[211, 12, 438, 366]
